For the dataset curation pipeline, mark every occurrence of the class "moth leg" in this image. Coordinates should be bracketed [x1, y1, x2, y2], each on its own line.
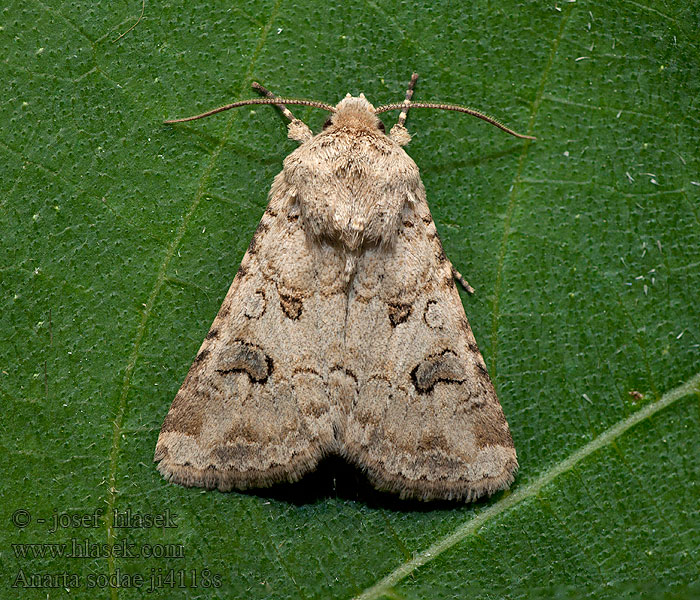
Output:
[389, 72, 419, 146]
[451, 264, 475, 294]
[252, 81, 313, 143]
[397, 72, 419, 128]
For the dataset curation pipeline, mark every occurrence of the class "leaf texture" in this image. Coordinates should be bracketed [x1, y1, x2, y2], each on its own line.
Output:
[1, 1, 699, 599]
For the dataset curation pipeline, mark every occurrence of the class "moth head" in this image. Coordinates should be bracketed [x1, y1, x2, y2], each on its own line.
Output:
[323, 93, 386, 134]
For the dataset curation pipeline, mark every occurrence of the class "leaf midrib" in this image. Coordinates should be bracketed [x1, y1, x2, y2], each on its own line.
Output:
[354, 371, 700, 600]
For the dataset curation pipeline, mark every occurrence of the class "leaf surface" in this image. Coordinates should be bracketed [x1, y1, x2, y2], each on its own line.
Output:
[1, 1, 699, 598]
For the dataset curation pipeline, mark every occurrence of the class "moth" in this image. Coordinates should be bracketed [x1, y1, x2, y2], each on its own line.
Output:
[155, 75, 534, 502]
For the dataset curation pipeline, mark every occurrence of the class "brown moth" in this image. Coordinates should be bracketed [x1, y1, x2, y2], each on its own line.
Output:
[155, 75, 534, 502]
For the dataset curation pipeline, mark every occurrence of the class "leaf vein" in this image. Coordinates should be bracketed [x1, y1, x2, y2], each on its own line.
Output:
[353, 371, 700, 600]
[489, 4, 573, 378]
[101, 1, 283, 598]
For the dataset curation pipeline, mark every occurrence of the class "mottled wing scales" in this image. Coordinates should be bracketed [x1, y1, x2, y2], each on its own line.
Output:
[342, 196, 517, 501]
[155, 175, 347, 490]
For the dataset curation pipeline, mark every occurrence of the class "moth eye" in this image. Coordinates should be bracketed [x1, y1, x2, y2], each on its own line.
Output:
[322, 117, 334, 130]
[377, 120, 386, 133]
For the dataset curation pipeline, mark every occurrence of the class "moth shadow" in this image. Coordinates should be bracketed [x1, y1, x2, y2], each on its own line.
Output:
[164, 124, 287, 167]
[421, 143, 524, 174]
[240, 455, 469, 512]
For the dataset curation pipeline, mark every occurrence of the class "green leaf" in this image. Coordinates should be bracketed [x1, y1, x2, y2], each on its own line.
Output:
[2, 1, 699, 599]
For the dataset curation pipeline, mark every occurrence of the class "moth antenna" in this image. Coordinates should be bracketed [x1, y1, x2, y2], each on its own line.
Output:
[164, 97, 336, 124]
[375, 102, 536, 140]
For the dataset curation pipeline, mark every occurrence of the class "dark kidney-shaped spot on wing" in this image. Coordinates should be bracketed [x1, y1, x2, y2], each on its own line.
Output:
[216, 340, 273, 383]
[410, 349, 467, 394]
